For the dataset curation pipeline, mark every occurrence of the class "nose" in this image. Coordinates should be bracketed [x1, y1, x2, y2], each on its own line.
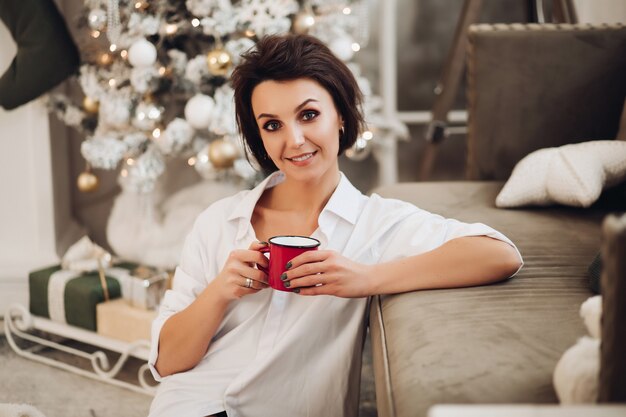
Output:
[286, 125, 305, 148]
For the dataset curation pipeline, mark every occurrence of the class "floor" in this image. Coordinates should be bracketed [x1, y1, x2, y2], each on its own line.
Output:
[0, 320, 378, 417]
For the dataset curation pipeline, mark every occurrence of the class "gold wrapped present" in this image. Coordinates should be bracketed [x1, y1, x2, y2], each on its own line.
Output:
[96, 298, 157, 343]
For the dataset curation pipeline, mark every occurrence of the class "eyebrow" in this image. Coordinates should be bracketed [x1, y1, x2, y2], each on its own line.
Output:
[256, 98, 319, 120]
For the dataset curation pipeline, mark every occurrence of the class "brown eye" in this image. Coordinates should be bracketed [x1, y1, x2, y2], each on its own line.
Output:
[264, 121, 281, 131]
[302, 110, 318, 121]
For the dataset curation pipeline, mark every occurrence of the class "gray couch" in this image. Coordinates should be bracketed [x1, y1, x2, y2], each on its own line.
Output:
[368, 23, 626, 417]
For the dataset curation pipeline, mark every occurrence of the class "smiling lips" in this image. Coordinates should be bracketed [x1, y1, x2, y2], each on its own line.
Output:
[286, 151, 317, 162]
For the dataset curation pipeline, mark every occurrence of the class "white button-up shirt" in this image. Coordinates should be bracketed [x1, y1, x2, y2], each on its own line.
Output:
[148, 172, 521, 417]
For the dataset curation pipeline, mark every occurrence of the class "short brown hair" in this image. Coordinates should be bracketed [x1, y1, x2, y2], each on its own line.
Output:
[231, 33, 365, 174]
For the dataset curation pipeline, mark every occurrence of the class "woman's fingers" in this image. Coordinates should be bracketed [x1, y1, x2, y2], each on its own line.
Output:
[229, 247, 269, 269]
[286, 250, 330, 270]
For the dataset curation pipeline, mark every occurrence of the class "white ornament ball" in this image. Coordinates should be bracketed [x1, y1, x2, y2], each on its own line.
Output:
[329, 37, 355, 61]
[128, 39, 157, 68]
[184, 94, 215, 130]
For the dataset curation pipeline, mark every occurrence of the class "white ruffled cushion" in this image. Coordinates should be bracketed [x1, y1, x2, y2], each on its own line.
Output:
[496, 140, 626, 208]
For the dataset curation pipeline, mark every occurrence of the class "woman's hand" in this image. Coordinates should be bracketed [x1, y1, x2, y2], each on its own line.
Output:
[211, 241, 270, 302]
[281, 250, 374, 298]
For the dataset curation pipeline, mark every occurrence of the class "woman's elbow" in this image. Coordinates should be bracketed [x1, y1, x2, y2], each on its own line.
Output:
[154, 357, 173, 378]
[498, 243, 522, 280]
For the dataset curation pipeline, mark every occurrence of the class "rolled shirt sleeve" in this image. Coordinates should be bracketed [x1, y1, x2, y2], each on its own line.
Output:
[148, 218, 209, 381]
[373, 196, 523, 277]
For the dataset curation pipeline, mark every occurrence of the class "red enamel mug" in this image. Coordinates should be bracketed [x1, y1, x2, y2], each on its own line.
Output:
[259, 235, 321, 292]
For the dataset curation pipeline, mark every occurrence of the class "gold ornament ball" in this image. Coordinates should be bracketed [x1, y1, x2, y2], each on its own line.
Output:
[206, 49, 232, 76]
[83, 96, 100, 114]
[292, 11, 316, 34]
[208, 139, 238, 169]
[77, 171, 99, 192]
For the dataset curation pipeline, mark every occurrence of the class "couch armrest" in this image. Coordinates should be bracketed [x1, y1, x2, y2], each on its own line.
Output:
[466, 23, 626, 180]
[368, 182, 606, 417]
[599, 213, 626, 401]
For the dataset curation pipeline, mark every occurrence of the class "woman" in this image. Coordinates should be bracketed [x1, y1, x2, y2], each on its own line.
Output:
[148, 34, 522, 417]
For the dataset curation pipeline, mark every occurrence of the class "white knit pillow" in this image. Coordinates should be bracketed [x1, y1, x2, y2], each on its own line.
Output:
[496, 140, 626, 208]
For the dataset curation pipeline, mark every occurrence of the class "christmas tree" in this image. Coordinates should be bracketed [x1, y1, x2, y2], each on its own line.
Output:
[49, 0, 382, 194]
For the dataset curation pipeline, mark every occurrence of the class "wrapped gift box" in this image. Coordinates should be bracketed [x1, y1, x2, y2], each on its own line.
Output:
[125, 266, 168, 310]
[28, 264, 134, 331]
[96, 298, 157, 343]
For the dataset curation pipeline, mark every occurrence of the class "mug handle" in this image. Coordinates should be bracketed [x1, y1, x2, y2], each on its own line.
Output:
[258, 246, 270, 274]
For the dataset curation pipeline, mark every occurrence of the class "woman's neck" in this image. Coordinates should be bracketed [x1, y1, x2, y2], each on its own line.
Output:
[265, 169, 341, 214]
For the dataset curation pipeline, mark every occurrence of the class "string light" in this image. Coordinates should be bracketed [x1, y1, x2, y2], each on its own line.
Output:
[158, 67, 166, 75]
[91, 30, 101, 38]
[343, 7, 351, 15]
[351, 43, 361, 52]
[165, 24, 178, 35]
[126, 158, 135, 166]
[362, 131, 373, 140]
[108, 79, 117, 87]
[187, 156, 197, 166]
[99, 53, 113, 65]
[152, 128, 161, 138]
[134, 1, 148, 10]
[120, 168, 128, 177]
[109, 44, 118, 52]
[191, 18, 200, 27]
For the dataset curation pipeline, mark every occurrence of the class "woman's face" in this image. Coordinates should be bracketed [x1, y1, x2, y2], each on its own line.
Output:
[251, 78, 342, 183]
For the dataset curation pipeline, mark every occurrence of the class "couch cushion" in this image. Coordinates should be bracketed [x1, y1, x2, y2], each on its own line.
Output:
[369, 182, 606, 417]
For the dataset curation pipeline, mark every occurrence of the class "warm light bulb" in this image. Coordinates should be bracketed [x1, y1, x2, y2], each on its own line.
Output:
[109, 44, 117, 52]
[245, 29, 255, 38]
[108, 79, 117, 87]
[99, 53, 112, 65]
[120, 50, 128, 59]
[188, 156, 197, 166]
[91, 30, 101, 38]
[191, 18, 200, 27]
[362, 131, 373, 140]
[343, 7, 351, 15]
[126, 158, 135, 166]
[152, 128, 161, 138]
[121, 168, 128, 177]
[158, 66, 166, 75]
[165, 24, 178, 35]
[351, 43, 361, 52]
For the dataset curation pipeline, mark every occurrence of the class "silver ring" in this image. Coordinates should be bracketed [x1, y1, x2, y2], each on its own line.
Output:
[245, 278, 253, 288]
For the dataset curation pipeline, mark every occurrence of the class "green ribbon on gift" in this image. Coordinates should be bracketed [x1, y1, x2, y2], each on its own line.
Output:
[29, 262, 137, 331]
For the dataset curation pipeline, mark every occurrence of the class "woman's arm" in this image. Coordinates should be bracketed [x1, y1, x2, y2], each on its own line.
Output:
[367, 236, 522, 295]
[154, 281, 230, 377]
[154, 242, 269, 377]
[283, 236, 521, 297]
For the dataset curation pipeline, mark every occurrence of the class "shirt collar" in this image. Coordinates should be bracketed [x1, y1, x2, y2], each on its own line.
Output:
[227, 171, 284, 223]
[228, 171, 363, 241]
[321, 172, 362, 225]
